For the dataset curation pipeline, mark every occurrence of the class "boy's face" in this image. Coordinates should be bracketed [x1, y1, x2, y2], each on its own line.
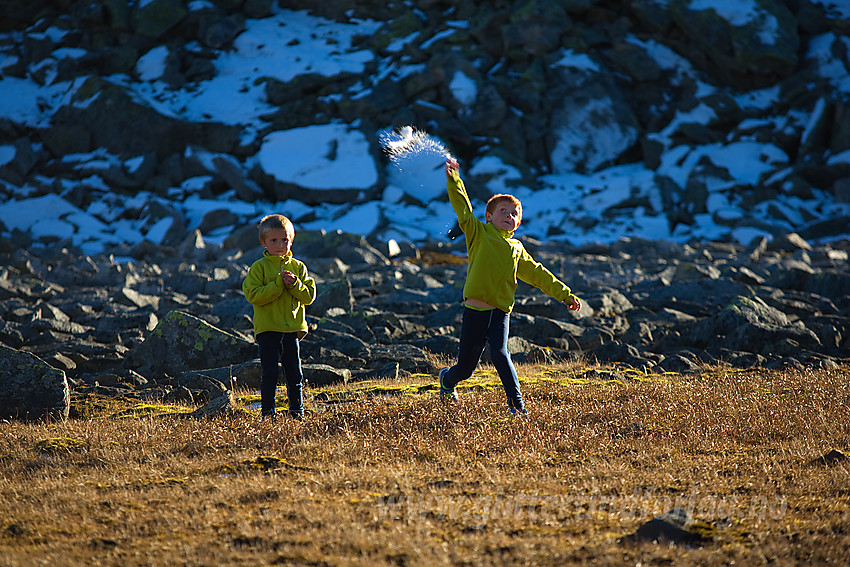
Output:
[260, 228, 292, 257]
[486, 201, 521, 232]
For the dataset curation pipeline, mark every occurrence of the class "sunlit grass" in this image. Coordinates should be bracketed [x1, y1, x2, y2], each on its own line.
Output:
[1, 362, 848, 566]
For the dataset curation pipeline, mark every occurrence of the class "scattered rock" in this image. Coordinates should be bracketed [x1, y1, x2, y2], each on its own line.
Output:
[809, 449, 849, 467]
[189, 391, 237, 418]
[620, 507, 711, 547]
[0, 345, 70, 421]
[304, 364, 351, 387]
[163, 384, 194, 405]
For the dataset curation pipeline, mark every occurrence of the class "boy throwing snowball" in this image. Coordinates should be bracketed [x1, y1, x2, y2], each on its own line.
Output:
[243, 214, 316, 420]
[439, 158, 581, 416]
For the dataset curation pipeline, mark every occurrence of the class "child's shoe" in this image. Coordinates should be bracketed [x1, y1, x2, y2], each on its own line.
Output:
[289, 411, 305, 421]
[439, 367, 458, 403]
[509, 406, 528, 417]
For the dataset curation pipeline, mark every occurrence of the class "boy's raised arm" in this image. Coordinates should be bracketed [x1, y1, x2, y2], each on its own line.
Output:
[445, 159, 477, 230]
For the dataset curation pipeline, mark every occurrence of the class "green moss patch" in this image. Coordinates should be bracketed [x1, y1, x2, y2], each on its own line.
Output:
[35, 437, 87, 454]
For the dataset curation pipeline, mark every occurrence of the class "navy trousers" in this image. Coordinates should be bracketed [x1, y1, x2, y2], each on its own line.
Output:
[442, 307, 524, 410]
[257, 331, 304, 417]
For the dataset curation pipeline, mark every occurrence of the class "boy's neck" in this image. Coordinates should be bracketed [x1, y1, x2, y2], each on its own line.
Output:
[489, 222, 515, 236]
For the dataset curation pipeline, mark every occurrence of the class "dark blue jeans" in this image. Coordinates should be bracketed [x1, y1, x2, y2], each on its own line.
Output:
[442, 307, 524, 410]
[257, 331, 304, 417]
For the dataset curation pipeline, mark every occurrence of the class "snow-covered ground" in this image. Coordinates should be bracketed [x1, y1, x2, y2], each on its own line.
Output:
[1, 0, 849, 256]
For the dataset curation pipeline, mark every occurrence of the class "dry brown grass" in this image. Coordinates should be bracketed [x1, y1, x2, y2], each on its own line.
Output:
[1, 363, 849, 566]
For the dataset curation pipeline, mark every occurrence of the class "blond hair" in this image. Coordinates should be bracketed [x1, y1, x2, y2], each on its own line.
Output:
[258, 214, 294, 241]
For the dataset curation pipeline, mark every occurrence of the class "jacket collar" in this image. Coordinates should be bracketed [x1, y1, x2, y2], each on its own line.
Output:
[263, 250, 293, 262]
[487, 222, 515, 239]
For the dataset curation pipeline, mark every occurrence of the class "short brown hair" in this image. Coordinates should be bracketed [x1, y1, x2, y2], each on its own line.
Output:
[486, 194, 522, 221]
[258, 214, 294, 241]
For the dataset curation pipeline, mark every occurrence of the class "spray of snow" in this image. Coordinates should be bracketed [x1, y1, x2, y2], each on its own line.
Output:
[381, 126, 454, 168]
[380, 126, 455, 205]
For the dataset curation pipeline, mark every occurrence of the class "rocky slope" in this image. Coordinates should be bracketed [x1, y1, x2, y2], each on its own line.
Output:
[1, 229, 848, 419]
[1, 0, 849, 247]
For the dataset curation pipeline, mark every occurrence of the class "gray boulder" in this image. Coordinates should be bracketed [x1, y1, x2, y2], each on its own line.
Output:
[0, 345, 69, 421]
[306, 327, 371, 362]
[621, 507, 710, 546]
[189, 392, 237, 418]
[131, 0, 188, 39]
[669, 0, 798, 86]
[175, 372, 229, 401]
[548, 68, 641, 174]
[304, 363, 351, 386]
[351, 361, 400, 382]
[311, 278, 355, 316]
[368, 344, 434, 374]
[510, 312, 582, 348]
[656, 352, 703, 374]
[633, 278, 755, 317]
[769, 267, 850, 300]
[692, 296, 821, 354]
[125, 310, 256, 379]
[46, 76, 241, 160]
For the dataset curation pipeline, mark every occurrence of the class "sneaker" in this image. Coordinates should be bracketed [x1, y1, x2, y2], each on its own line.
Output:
[439, 367, 458, 402]
[289, 411, 304, 421]
[509, 406, 528, 417]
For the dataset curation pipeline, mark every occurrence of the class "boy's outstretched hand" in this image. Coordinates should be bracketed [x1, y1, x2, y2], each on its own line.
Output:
[445, 158, 459, 175]
[566, 296, 581, 311]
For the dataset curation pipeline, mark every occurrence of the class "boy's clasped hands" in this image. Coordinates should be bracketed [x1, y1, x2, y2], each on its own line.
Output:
[281, 269, 297, 286]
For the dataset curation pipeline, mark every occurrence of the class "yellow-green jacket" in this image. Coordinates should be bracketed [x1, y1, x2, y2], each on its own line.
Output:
[242, 251, 316, 339]
[447, 168, 577, 313]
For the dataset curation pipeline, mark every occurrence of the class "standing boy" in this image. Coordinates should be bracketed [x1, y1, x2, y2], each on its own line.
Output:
[439, 158, 581, 415]
[243, 214, 316, 420]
